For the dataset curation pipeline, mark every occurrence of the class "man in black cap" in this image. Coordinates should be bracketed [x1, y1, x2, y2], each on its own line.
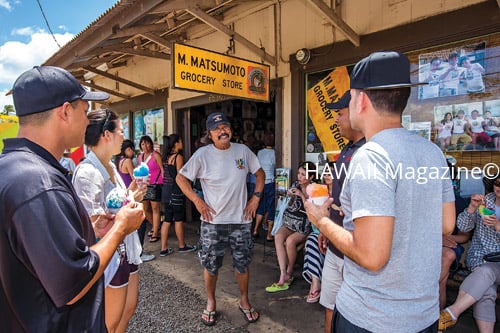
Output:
[311, 90, 365, 333]
[176, 112, 265, 326]
[0, 66, 145, 332]
[306, 52, 456, 332]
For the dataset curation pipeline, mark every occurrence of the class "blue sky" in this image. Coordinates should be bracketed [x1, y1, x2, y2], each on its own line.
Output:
[0, 0, 117, 111]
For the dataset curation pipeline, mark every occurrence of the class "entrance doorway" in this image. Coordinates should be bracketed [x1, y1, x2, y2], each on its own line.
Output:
[174, 98, 276, 222]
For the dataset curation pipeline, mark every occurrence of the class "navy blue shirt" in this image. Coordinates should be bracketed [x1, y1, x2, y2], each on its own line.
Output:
[0, 138, 105, 332]
[328, 138, 366, 257]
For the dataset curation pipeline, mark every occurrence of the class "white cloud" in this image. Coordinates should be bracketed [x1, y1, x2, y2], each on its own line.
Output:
[0, 0, 12, 11]
[0, 30, 74, 110]
[11, 26, 36, 36]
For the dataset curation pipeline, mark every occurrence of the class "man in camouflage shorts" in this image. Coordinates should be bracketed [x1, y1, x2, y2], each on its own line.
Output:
[177, 112, 265, 326]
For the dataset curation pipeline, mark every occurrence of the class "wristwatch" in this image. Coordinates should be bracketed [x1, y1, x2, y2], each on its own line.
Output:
[253, 191, 262, 198]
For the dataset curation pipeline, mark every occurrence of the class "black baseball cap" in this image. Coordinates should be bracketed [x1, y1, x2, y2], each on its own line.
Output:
[206, 112, 230, 131]
[325, 90, 351, 110]
[13, 66, 109, 116]
[350, 51, 413, 90]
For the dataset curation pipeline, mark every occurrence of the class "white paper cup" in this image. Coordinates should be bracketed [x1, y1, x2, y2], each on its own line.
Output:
[308, 196, 329, 205]
[135, 175, 149, 186]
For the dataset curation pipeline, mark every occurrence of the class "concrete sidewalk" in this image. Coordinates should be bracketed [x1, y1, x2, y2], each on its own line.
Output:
[141, 221, 496, 333]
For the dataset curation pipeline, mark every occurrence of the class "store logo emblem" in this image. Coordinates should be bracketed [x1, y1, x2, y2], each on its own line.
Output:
[248, 67, 267, 95]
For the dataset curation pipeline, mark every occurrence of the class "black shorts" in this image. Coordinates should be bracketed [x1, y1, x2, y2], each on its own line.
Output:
[162, 202, 186, 222]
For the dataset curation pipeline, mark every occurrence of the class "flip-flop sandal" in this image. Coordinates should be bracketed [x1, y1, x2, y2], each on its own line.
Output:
[239, 305, 259, 323]
[149, 236, 160, 243]
[265, 282, 289, 293]
[306, 289, 321, 303]
[201, 309, 217, 326]
[287, 276, 295, 286]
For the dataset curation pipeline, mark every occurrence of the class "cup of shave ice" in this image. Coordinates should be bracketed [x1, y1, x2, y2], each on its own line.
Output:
[306, 183, 329, 205]
[105, 187, 130, 214]
[133, 162, 150, 186]
[478, 204, 495, 216]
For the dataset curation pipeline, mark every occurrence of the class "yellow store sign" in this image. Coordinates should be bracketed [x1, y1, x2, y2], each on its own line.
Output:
[172, 43, 270, 102]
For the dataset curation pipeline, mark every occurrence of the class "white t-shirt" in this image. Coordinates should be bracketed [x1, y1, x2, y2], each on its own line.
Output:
[452, 118, 468, 134]
[469, 116, 485, 134]
[180, 143, 261, 224]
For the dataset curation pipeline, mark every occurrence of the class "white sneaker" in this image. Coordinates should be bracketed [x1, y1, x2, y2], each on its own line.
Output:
[140, 252, 155, 262]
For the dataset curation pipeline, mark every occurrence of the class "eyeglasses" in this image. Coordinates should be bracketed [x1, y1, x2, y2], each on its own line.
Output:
[494, 181, 500, 187]
[101, 109, 111, 135]
[211, 125, 231, 133]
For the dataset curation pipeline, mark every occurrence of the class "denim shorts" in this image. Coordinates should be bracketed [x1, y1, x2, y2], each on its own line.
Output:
[198, 222, 254, 275]
[257, 182, 276, 220]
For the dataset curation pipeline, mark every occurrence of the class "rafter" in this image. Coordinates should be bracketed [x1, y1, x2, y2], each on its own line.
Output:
[79, 81, 130, 100]
[306, 0, 360, 47]
[44, 0, 169, 68]
[186, 6, 276, 64]
[140, 32, 172, 49]
[86, 45, 170, 60]
[83, 66, 155, 95]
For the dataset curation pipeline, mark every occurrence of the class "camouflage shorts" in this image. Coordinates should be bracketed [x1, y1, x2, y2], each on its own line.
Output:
[198, 222, 254, 275]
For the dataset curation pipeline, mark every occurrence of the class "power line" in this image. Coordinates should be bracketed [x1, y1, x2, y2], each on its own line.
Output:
[35, 0, 61, 48]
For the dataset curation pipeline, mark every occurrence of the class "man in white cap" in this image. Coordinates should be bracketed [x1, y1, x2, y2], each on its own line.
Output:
[306, 52, 456, 332]
[0, 66, 145, 332]
[177, 112, 265, 326]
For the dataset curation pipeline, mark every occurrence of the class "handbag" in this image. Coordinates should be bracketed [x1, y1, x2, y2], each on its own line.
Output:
[483, 251, 500, 262]
[145, 183, 162, 201]
[272, 195, 289, 236]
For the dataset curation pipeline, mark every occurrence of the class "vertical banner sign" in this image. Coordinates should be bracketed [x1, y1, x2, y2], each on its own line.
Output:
[307, 66, 350, 161]
[172, 43, 270, 102]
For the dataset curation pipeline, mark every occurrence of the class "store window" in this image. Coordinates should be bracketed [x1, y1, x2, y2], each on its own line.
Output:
[305, 32, 500, 165]
[120, 114, 129, 139]
[133, 108, 164, 150]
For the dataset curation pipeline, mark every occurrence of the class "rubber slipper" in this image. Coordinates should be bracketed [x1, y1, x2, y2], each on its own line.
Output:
[306, 289, 321, 303]
[201, 309, 217, 326]
[239, 305, 259, 323]
[287, 276, 295, 286]
[265, 282, 289, 293]
[149, 236, 160, 243]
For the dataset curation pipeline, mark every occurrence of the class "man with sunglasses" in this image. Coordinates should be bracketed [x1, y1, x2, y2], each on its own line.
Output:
[176, 112, 265, 326]
[439, 177, 500, 331]
[0, 66, 145, 332]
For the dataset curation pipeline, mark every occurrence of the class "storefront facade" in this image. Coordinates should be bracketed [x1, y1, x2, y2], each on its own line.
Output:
[42, 0, 500, 179]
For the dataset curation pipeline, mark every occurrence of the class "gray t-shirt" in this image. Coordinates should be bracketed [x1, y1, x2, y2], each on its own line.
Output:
[180, 143, 261, 224]
[337, 128, 454, 332]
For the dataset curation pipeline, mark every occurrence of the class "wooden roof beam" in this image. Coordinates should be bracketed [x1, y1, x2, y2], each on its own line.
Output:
[186, 6, 276, 64]
[306, 0, 360, 47]
[79, 81, 130, 100]
[140, 32, 172, 50]
[86, 45, 170, 60]
[82, 66, 155, 95]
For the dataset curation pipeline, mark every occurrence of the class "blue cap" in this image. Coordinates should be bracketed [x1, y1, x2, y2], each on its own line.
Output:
[350, 51, 413, 90]
[325, 90, 351, 110]
[206, 112, 230, 131]
[13, 66, 109, 116]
